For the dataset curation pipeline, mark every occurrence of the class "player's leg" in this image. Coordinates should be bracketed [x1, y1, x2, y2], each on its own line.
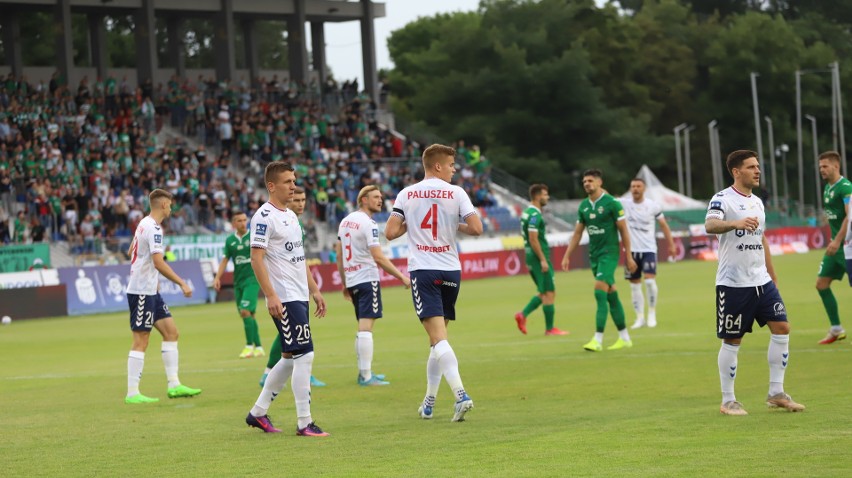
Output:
[241, 282, 264, 357]
[284, 301, 328, 436]
[247, 311, 294, 433]
[758, 284, 805, 412]
[716, 285, 749, 415]
[260, 334, 283, 387]
[153, 309, 202, 398]
[643, 253, 659, 327]
[816, 254, 846, 344]
[626, 253, 646, 328]
[235, 284, 255, 358]
[515, 267, 543, 334]
[541, 265, 565, 335]
[126, 293, 158, 403]
[411, 271, 441, 418]
[584, 262, 609, 352]
[600, 256, 631, 350]
[354, 282, 389, 385]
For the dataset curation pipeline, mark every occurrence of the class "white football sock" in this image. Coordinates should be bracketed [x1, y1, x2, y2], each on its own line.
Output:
[423, 347, 441, 406]
[618, 328, 631, 341]
[433, 340, 466, 401]
[594, 332, 604, 344]
[768, 334, 789, 396]
[161, 341, 180, 388]
[127, 351, 145, 397]
[645, 278, 658, 309]
[251, 357, 293, 416]
[718, 342, 740, 403]
[629, 282, 644, 320]
[356, 331, 374, 380]
[292, 352, 314, 429]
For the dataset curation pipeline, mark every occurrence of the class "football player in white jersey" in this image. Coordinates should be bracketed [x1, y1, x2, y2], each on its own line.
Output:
[705, 150, 804, 416]
[124, 189, 201, 404]
[622, 178, 675, 328]
[336, 185, 411, 386]
[245, 162, 329, 436]
[385, 144, 483, 422]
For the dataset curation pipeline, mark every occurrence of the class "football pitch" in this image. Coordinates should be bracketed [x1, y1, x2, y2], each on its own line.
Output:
[2, 250, 851, 477]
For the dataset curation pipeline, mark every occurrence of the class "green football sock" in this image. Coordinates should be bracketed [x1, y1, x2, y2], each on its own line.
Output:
[267, 335, 282, 369]
[242, 317, 253, 345]
[608, 291, 626, 330]
[543, 304, 555, 330]
[819, 288, 841, 326]
[522, 296, 543, 318]
[594, 289, 609, 333]
[249, 316, 262, 347]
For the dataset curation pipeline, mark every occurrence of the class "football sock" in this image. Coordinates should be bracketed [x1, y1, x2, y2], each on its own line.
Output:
[768, 334, 789, 396]
[127, 350, 145, 397]
[161, 341, 180, 388]
[251, 357, 293, 416]
[522, 296, 542, 318]
[818, 288, 841, 326]
[718, 342, 740, 403]
[356, 331, 374, 381]
[267, 335, 282, 369]
[629, 282, 644, 319]
[594, 332, 604, 344]
[424, 347, 441, 403]
[543, 304, 555, 330]
[645, 278, 658, 309]
[242, 317, 254, 346]
[594, 289, 609, 333]
[292, 352, 315, 429]
[608, 291, 627, 329]
[433, 340, 466, 400]
[618, 328, 631, 342]
[249, 316, 261, 347]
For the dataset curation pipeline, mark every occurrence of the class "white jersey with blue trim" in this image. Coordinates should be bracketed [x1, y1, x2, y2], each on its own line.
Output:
[391, 177, 477, 272]
[126, 215, 165, 295]
[705, 187, 772, 287]
[338, 210, 381, 287]
[250, 202, 309, 302]
[623, 197, 664, 253]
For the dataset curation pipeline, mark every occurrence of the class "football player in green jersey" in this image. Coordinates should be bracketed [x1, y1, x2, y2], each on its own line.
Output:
[562, 169, 637, 352]
[214, 211, 264, 358]
[515, 184, 568, 336]
[816, 151, 852, 344]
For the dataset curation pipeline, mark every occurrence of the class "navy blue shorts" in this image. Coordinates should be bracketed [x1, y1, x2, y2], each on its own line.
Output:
[409, 270, 461, 321]
[625, 252, 657, 280]
[348, 281, 382, 319]
[272, 300, 314, 354]
[127, 293, 171, 331]
[716, 281, 787, 339]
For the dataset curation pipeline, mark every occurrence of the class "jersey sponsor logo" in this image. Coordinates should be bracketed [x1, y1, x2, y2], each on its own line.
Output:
[255, 224, 268, 236]
[586, 225, 606, 235]
[407, 189, 455, 200]
[734, 228, 763, 237]
[432, 279, 458, 287]
[372, 228, 379, 238]
[344, 264, 362, 273]
[285, 240, 303, 251]
[154, 234, 162, 244]
[288, 255, 306, 263]
[709, 201, 722, 211]
[736, 243, 763, 251]
[416, 244, 451, 253]
[234, 256, 252, 265]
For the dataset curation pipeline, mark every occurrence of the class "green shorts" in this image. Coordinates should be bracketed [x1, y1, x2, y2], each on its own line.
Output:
[235, 281, 260, 313]
[818, 250, 847, 280]
[590, 254, 619, 286]
[527, 259, 555, 294]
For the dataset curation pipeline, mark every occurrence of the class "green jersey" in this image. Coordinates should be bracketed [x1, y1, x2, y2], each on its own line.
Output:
[521, 205, 549, 262]
[823, 177, 852, 239]
[223, 232, 257, 286]
[577, 193, 626, 259]
[298, 219, 307, 243]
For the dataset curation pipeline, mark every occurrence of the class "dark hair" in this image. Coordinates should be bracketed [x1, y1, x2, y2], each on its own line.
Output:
[582, 168, 603, 179]
[725, 150, 758, 178]
[529, 183, 548, 200]
[230, 210, 247, 221]
[630, 177, 646, 185]
[264, 161, 295, 185]
[819, 151, 841, 164]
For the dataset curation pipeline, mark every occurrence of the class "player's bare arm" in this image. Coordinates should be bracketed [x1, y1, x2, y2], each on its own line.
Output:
[616, 219, 637, 273]
[152, 253, 192, 297]
[561, 222, 585, 271]
[762, 235, 778, 285]
[384, 215, 407, 240]
[658, 217, 676, 261]
[251, 247, 283, 319]
[335, 240, 351, 301]
[370, 246, 411, 288]
[705, 217, 759, 235]
[213, 256, 229, 291]
[826, 216, 848, 256]
[306, 265, 327, 318]
[528, 229, 549, 273]
[457, 213, 483, 236]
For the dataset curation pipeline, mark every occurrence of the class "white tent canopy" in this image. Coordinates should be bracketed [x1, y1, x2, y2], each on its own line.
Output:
[621, 165, 706, 211]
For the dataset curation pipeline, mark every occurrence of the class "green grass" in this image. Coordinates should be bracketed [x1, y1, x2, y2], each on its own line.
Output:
[1, 250, 851, 477]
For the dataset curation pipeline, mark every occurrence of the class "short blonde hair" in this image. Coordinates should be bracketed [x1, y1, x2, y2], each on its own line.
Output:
[357, 185, 380, 206]
[149, 188, 172, 207]
[422, 144, 456, 170]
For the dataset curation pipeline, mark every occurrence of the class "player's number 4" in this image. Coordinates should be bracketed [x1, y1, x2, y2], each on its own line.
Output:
[420, 204, 439, 241]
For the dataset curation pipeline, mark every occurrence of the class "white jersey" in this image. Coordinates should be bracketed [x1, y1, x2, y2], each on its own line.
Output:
[391, 177, 477, 271]
[126, 216, 165, 295]
[623, 197, 664, 253]
[250, 202, 309, 302]
[338, 210, 381, 287]
[705, 187, 772, 287]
